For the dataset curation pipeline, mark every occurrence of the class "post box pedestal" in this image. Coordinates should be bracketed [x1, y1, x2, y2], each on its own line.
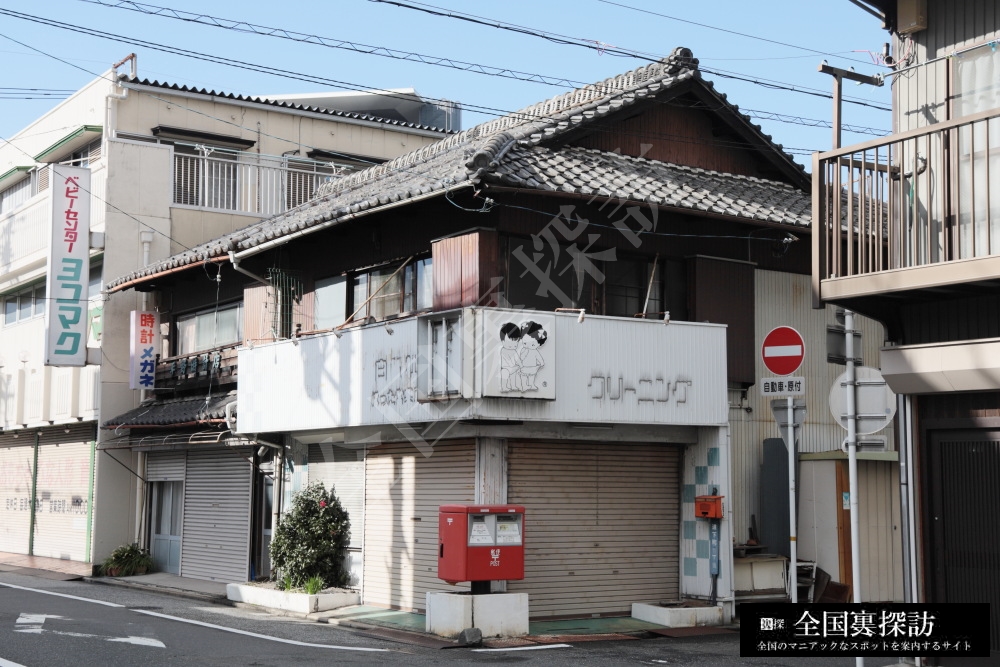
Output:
[426, 591, 529, 638]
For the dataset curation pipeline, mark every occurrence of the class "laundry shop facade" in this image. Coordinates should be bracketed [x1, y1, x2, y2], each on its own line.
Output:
[236, 308, 733, 619]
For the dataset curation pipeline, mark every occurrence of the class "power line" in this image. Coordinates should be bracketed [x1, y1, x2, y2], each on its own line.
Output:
[371, 0, 889, 110]
[78, 0, 581, 89]
[596, 0, 880, 67]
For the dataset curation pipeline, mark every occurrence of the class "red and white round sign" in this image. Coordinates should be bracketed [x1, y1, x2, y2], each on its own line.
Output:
[761, 326, 805, 376]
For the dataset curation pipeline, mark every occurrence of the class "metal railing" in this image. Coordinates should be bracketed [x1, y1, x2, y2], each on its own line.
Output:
[173, 152, 337, 216]
[814, 106, 1000, 283]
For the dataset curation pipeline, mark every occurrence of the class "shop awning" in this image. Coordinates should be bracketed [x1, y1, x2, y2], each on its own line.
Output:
[102, 391, 236, 429]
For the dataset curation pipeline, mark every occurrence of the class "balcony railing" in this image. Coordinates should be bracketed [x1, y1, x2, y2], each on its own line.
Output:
[155, 343, 239, 390]
[172, 152, 340, 216]
[813, 106, 1000, 297]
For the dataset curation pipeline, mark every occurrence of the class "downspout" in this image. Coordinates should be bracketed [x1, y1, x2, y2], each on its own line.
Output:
[28, 432, 39, 555]
[105, 54, 136, 143]
[85, 439, 96, 563]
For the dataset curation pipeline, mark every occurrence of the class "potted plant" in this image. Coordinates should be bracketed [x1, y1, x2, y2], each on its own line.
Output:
[101, 542, 154, 577]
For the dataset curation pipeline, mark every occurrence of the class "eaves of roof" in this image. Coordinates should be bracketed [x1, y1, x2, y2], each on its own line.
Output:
[125, 78, 453, 135]
[107, 47, 809, 292]
[102, 391, 236, 429]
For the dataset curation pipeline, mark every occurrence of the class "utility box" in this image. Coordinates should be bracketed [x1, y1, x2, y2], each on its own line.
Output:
[694, 495, 724, 519]
[438, 504, 525, 584]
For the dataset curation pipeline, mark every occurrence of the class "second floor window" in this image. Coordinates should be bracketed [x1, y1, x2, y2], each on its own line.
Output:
[3, 284, 45, 326]
[351, 258, 432, 322]
[176, 302, 243, 355]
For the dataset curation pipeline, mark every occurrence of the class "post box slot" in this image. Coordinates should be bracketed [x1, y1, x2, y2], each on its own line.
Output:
[495, 514, 522, 545]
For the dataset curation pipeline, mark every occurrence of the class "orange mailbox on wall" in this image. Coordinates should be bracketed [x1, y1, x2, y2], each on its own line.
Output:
[438, 504, 525, 584]
[694, 495, 724, 519]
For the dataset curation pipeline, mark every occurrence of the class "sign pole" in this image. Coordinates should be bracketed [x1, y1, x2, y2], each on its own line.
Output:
[845, 310, 862, 607]
[787, 394, 797, 604]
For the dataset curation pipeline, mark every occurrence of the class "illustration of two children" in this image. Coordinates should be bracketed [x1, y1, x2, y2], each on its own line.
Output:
[499, 321, 547, 392]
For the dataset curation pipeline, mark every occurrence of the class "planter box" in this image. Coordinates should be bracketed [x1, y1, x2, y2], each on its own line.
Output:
[426, 591, 529, 638]
[226, 583, 359, 614]
[632, 601, 724, 627]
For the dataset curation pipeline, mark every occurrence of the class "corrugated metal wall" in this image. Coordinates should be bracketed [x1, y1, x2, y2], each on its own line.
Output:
[728, 268, 889, 546]
[363, 441, 475, 611]
[893, 0, 1000, 132]
[308, 444, 365, 549]
[857, 460, 904, 602]
[180, 448, 252, 582]
[507, 441, 681, 618]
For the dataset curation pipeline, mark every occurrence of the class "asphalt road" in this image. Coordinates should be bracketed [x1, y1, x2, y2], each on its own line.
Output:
[0, 571, 908, 666]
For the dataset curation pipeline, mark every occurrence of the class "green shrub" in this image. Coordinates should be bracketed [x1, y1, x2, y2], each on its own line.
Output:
[269, 482, 350, 590]
[101, 542, 153, 577]
[304, 575, 325, 595]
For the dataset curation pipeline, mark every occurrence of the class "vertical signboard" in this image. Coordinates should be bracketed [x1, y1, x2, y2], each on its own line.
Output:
[130, 310, 160, 390]
[45, 165, 91, 366]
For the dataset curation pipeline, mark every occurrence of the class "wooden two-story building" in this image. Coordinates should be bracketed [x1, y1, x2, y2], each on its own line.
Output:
[105, 48, 892, 618]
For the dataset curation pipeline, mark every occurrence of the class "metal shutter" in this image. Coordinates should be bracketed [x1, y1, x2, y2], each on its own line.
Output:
[0, 444, 34, 555]
[363, 441, 475, 611]
[180, 448, 251, 582]
[507, 441, 681, 618]
[32, 441, 93, 560]
[308, 444, 364, 549]
[147, 451, 186, 482]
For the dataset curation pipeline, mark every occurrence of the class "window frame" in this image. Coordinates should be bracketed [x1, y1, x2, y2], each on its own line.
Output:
[174, 301, 244, 356]
[319, 256, 433, 328]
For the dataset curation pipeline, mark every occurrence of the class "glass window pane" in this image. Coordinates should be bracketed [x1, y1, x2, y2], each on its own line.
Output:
[315, 276, 347, 329]
[34, 285, 46, 317]
[169, 481, 183, 535]
[88, 270, 102, 300]
[177, 313, 197, 355]
[352, 273, 369, 321]
[215, 305, 241, 346]
[416, 258, 433, 311]
[18, 293, 32, 321]
[5, 298, 17, 325]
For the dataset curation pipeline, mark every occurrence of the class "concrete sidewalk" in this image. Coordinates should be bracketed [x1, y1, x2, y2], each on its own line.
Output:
[1, 552, 739, 648]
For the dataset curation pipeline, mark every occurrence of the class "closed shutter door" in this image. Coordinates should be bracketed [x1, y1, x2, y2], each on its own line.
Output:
[32, 441, 93, 560]
[308, 445, 364, 548]
[363, 441, 475, 611]
[180, 448, 251, 582]
[147, 451, 186, 482]
[507, 441, 681, 618]
[0, 444, 34, 555]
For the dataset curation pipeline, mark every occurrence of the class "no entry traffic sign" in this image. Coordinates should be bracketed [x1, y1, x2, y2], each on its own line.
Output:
[761, 326, 805, 376]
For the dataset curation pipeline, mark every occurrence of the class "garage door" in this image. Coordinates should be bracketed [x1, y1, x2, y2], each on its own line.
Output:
[0, 443, 34, 555]
[507, 441, 681, 617]
[363, 441, 474, 611]
[180, 448, 252, 582]
[31, 440, 94, 560]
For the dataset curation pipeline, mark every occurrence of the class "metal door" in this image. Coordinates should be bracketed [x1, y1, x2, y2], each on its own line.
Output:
[150, 481, 183, 574]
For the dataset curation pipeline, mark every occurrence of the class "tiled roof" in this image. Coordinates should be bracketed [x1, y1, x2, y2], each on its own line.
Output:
[108, 48, 808, 291]
[102, 392, 236, 428]
[126, 78, 451, 134]
[489, 145, 811, 226]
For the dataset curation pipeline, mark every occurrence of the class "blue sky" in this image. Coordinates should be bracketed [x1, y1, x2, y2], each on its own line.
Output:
[0, 0, 893, 167]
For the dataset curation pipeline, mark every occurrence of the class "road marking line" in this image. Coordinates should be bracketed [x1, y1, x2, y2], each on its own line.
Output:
[0, 582, 123, 607]
[106, 636, 166, 647]
[471, 643, 573, 652]
[132, 610, 389, 652]
[0, 657, 28, 667]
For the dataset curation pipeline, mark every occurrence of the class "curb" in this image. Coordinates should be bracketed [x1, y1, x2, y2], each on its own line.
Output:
[84, 576, 231, 605]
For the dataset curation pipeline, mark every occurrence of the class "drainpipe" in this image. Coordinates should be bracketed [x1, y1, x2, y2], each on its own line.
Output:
[105, 54, 136, 143]
[228, 251, 271, 288]
[27, 432, 39, 555]
[85, 439, 96, 563]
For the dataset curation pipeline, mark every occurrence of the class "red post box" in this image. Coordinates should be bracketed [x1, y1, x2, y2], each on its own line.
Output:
[438, 504, 525, 585]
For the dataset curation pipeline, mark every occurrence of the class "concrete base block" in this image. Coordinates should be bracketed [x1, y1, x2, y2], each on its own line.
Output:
[226, 583, 359, 614]
[426, 592, 529, 638]
[631, 602, 724, 627]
